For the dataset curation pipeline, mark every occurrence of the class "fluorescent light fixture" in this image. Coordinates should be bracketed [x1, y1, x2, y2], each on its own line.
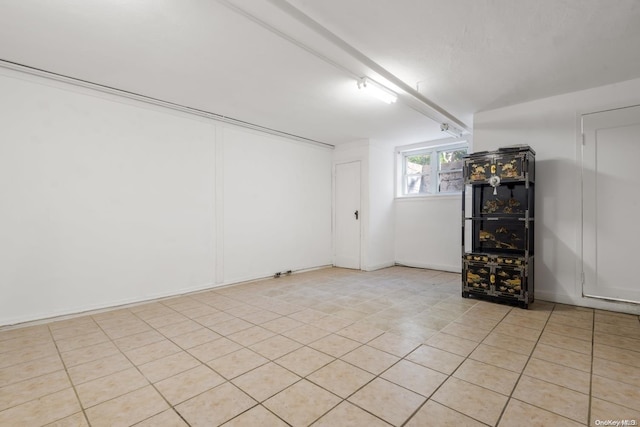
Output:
[357, 77, 397, 104]
[440, 122, 463, 138]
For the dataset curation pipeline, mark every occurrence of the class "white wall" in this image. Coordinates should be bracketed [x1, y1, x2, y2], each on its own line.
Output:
[367, 141, 395, 270]
[0, 67, 333, 326]
[222, 126, 332, 283]
[395, 196, 461, 272]
[474, 77, 640, 314]
[393, 137, 468, 273]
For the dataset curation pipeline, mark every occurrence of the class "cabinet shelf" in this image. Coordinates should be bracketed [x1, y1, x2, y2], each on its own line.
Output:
[462, 146, 535, 309]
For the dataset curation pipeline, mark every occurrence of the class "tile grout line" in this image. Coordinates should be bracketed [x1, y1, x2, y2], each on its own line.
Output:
[100, 292, 307, 425]
[5, 295, 442, 426]
[445, 306, 517, 426]
[131, 296, 308, 424]
[203, 307, 358, 426]
[493, 304, 554, 427]
[46, 322, 92, 426]
[240, 334, 349, 427]
[397, 303, 512, 427]
[89, 312, 192, 426]
[303, 333, 424, 426]
[587, 311, 640, 416]
[0, 340, 64, 392]
[308, 298, 512, 425]
[299, 321, 435, 424]
[314, 334, 414, 427]
[498, 306, 597, 426]
[588, 309, 595, 427]
[145, 294, 350, 426]
[130, 297, 273, 425]
[211, 289, 455, 426]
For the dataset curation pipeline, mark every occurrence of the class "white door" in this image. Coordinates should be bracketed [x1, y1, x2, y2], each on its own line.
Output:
[334, 161, 361, 269]
[582, 104, 640, 303]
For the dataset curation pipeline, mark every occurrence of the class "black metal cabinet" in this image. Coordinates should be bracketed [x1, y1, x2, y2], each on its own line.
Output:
[462, 146, 535, 308]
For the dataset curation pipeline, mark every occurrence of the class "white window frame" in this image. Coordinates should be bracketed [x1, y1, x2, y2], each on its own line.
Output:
[396, 138, 469, 198]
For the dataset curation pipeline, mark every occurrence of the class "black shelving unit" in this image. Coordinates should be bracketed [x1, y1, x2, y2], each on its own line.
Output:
[461, 145, 535, 308]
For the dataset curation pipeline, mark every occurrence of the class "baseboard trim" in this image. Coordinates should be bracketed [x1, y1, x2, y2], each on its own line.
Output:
[0, 264, 335, 330]
[535, 290, 640, 315]
[362, 261, 396, 272]
[0, 281, 219, 330]
[394, 260, 461, 273]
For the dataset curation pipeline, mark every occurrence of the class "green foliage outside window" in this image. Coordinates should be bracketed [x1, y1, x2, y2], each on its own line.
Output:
[407, 154, 430, 166]
[440, 149, 466, 164]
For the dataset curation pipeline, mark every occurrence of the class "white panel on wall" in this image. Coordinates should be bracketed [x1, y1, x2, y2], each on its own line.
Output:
[395, 197, 462, 272]
[0, 69, 216, 325]
[222, 126, 332, 284]
[582, 105, 640, 303]
[367, 142, 395, 271]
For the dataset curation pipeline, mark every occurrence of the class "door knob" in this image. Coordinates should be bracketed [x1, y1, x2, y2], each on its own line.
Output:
[354, 210, 359, 220]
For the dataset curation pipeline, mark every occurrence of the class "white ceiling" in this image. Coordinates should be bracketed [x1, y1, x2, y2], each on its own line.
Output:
[1, 0, 639, 146]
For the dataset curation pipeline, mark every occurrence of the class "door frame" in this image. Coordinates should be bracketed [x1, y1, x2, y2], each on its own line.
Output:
[579, 104, 640, 304]
[333, 160, 363, 270]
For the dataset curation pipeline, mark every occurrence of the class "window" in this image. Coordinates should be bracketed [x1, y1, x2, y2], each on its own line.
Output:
[399, 141, 467, 196]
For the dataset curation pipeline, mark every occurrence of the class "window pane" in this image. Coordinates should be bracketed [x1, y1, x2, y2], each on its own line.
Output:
[398, 143, 467, 196]
[406, 154, 430, 174]
[439, 171, 464, 193]
[439, 149, 466, 171]
[406, 175, 431, 194]
[405, 154, 431, 195]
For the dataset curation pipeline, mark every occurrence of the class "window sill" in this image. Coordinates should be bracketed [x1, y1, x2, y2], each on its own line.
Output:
[395, 193, 462, 202]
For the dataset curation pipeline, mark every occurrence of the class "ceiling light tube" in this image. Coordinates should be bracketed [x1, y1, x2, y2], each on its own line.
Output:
[357, 77, 397, 104]
[440, 122, 463, 138]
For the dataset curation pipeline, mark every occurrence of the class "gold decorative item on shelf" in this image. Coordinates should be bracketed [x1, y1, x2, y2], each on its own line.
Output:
[470, 163, 489, 181]
[483, 197, 522, 214]
[505, 277, 521, 286]
[479, 230, 494, 241]
[466, 272, 481, 283]
[499, 159, 520, 178]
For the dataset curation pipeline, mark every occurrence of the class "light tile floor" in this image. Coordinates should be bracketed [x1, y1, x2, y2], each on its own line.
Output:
[1, 266, 639, 426]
